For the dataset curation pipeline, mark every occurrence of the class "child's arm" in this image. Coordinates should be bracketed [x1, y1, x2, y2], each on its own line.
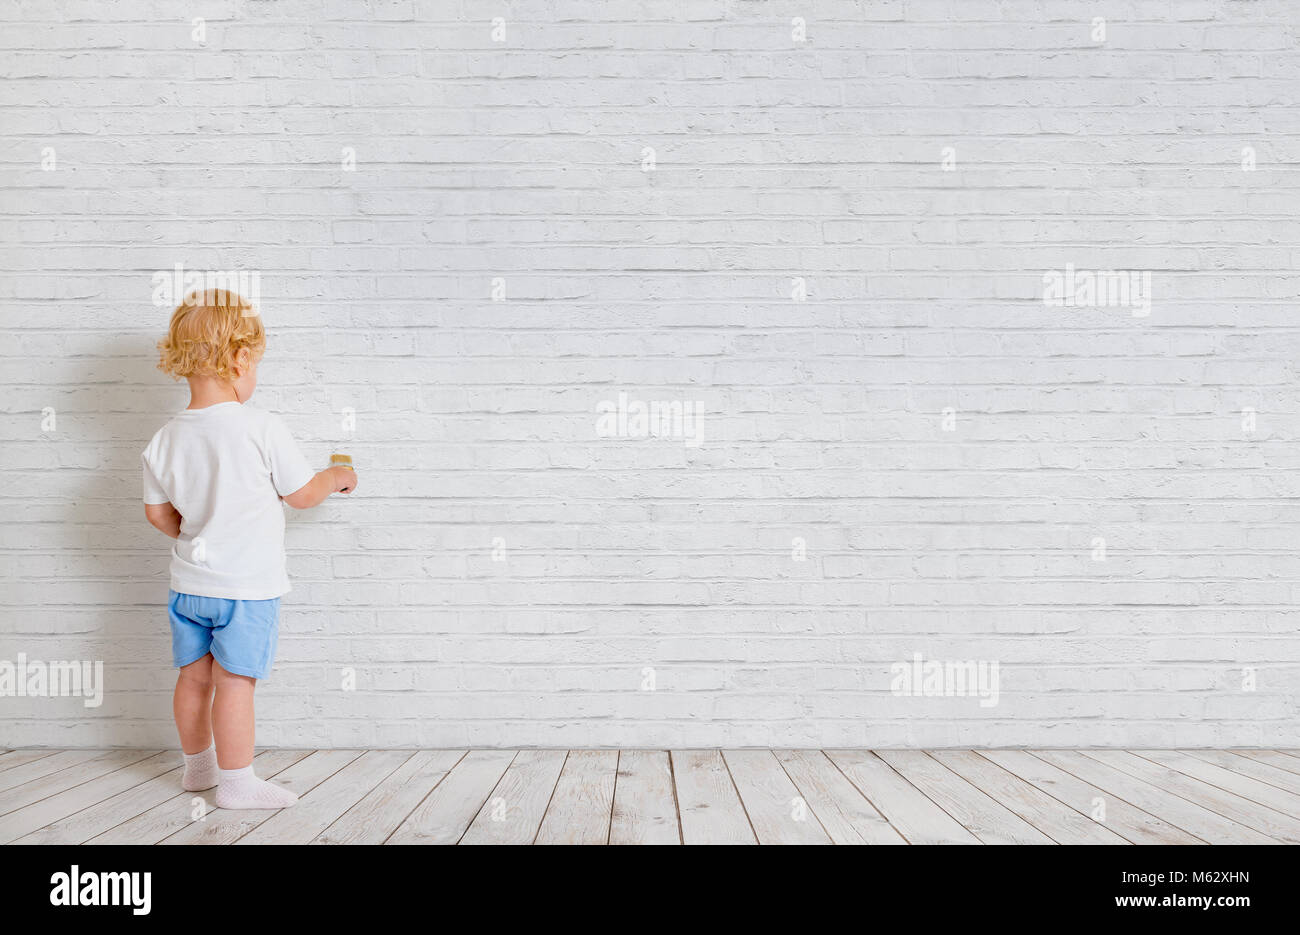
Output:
[144, 502, 183, 539]
[283, 466, 357, 510]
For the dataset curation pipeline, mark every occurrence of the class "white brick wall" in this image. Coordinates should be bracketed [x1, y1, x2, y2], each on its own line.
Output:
[2, 0, 1298, 748]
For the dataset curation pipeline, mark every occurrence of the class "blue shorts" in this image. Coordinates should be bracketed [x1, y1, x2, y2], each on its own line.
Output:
[168, 590, 281, 680]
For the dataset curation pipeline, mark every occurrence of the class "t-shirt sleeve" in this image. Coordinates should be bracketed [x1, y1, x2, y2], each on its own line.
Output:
[141, 452, 171, 504]
[266, 415, 317, 497]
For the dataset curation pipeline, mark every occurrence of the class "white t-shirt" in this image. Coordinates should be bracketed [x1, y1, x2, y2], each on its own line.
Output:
[141, 402, 316, 600]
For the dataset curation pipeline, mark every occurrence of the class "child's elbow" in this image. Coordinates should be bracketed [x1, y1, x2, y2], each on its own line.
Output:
[282, 486, 315, 510]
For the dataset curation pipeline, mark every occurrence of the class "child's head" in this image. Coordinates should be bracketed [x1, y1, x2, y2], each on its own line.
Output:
[157, 289, 264, 401]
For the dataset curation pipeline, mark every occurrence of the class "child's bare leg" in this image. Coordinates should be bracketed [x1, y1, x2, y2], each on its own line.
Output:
[211, 658, 256, 768]
[174, 655, 217, 790]
[211, 657, 297, 809]
[174, 655, 214, 752]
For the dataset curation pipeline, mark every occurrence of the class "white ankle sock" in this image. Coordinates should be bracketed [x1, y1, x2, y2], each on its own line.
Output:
[215, 764, 298, 810]
[182, 744, 218, 791]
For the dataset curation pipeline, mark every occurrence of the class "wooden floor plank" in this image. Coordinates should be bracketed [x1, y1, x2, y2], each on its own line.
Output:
[86, 751, 310, 845]
[723, 750, 832, 844]
[826, 750, 979, 844]
[14, 765, 187, 844]
[7, 747, 1295, 845]
[0, 750, 59, 774]
[236, 751, 412, 845]
[1032, 751, 1273, 845]
[0, 749, 132, 796]
[1136, 751, 1300, 818]
[535, 750, 618, 845]
[672, 750, 757, 845]
[0, 750, 163, 821]
[930, 750, 1128, 845]
[386, 750, 516, 845]
[774, 750, 905, 845]
[979, 751, 1203, 845]
[609, 750, 680, 845]
[1189, 750, 1300, 796]
[159, 751, 362, 845]
[0, 752, 177, 844]
[876, 750, 1054, 845]
[461, 749, 567, 845]
[1085, 750, 1300, 844]
[1235, 750, 1300, 777]
[314, 750, 466, 845]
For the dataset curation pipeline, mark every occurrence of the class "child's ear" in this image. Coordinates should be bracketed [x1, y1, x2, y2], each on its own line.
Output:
[233, 346, 252, 375]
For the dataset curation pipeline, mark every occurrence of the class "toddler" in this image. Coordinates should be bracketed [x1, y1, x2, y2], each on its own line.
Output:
[141, 289, 356, 809]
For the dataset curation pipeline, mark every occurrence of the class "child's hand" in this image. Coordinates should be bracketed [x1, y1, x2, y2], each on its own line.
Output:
[332, 465, 357, 494]
[285, 467, 356, 509]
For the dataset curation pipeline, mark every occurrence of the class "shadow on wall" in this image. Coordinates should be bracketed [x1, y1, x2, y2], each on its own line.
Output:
[61, 333, 188, 745]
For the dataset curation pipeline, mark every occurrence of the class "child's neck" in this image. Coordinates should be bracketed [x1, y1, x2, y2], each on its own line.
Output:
[186, 376, 240, 410]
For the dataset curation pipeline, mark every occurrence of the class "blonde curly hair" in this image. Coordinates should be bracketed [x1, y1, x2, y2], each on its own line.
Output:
[156, 289, 264, 381]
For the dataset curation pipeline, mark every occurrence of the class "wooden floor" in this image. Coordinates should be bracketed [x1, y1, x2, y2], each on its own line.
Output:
[2, 748, 1299, 844]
